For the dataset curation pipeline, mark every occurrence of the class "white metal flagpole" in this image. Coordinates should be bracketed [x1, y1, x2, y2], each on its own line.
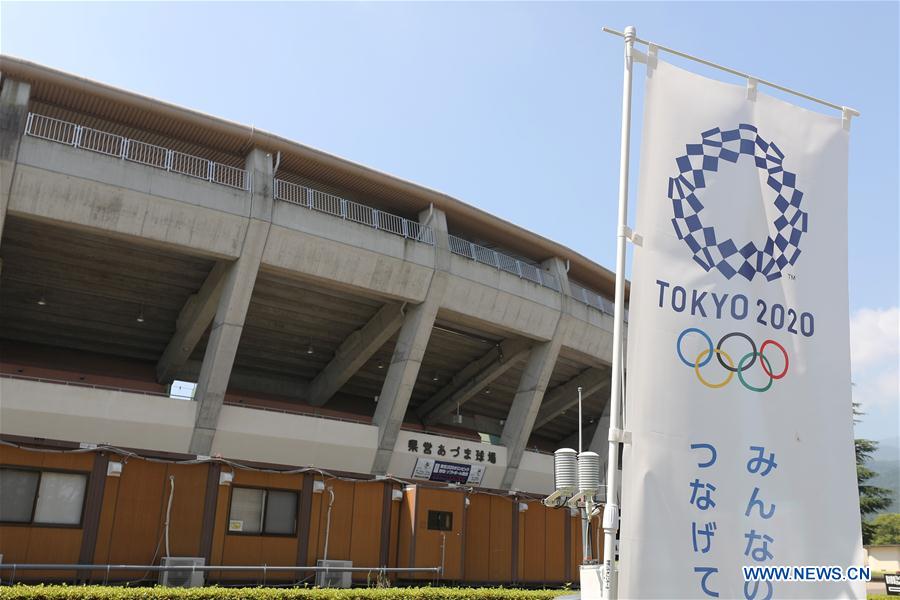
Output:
[601, 24, 636, 600]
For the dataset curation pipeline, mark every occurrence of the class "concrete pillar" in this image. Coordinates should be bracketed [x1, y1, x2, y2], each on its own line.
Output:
[188, 148, 272, 455]
[499, 257, 568, 489]
[307, 302, 405, 406]
[416, 338, 531, 424]
[370, 208, 449, 474]
[0, 78, 31, 275]
[157, 261, 229, 383]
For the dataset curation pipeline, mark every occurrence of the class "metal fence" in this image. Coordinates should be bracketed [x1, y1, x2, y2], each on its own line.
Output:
[448, 234, 560, 291]
[25, 113, 250, 191]
[23, 114, 618, 313]
[274, 178, 435, 245]
[569, 281, 616, 315]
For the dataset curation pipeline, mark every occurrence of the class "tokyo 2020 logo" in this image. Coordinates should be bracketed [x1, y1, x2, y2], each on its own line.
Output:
[676, 327, 789, 393]
[668, 124, 808, 282]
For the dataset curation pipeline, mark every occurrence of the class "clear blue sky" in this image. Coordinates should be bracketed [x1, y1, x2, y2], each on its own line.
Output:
[2, 2, 897, 441]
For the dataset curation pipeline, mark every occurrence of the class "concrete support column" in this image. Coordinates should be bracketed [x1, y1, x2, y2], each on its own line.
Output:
[370, 208, 449, 474]
[188, 148, 272, 455]
[499, 257, 568, 489]
[307, 302, 405, 406]
[157, 261, 229, 384]
[0, 78, 31, 275]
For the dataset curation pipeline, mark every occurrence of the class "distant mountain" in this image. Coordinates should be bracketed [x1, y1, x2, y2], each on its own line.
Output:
[869, 436, 900, 515]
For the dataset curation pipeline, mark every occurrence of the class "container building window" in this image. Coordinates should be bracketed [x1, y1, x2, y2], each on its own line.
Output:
[427, 510, 453, 531]
[228, 487, 297, 535]
[0, 468, 87, 526]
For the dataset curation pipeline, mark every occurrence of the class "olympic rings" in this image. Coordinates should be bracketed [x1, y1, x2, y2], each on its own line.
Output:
[716, 332, 756, 372]
[694, 348, 734, 388]
[759, 339, 789, 379]
[737, 352, 773, 393]
[677, 328, 713, 368]
[676, 327, 789, 392]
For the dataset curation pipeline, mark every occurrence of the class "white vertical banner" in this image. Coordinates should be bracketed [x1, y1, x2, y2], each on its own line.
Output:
[618, 59, 863, 599]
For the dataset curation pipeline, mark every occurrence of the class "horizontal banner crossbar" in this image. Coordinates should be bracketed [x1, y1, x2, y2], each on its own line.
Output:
[602, 27, 859, 116]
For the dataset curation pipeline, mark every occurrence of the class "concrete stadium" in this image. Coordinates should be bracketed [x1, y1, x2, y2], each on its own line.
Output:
[0, 56, 618, 586]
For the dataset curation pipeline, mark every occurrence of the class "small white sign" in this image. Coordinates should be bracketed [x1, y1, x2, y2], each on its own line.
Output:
[228, 519, 243, 532]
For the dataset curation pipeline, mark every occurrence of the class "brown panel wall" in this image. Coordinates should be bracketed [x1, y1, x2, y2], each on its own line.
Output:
[0, 445, 93, 581]
[487, 495, 512, 582]
[213, 469, 303, 583]
[520, 500, 546, 582]
[309, 479, 354, 564]
[92, 460, 208, 572]
[1, 446, 604, 587]
[462, 493, 491, 582]
[348, 481, 384, 581]
[544, 506, 568, 583]
[406, 487, 464, 581]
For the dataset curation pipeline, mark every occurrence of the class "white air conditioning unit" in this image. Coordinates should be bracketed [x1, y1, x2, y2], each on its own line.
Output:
[316, 559, 352, 588]
[159, 557, 205, 588]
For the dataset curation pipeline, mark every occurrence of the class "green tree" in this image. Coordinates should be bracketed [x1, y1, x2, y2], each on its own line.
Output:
[871, 513, 900, 545]
[854, 402, 893, 544]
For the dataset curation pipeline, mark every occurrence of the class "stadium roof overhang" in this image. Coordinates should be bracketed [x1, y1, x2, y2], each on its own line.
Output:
[0, 54, 623, 299]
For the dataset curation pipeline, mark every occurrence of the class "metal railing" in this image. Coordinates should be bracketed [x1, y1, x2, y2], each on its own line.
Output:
[0, 563, 441, 586]
[274, 179, 434, 245]
[569, 281, 616, 315]
[0, 563, 442, 574]
[448, 234, 560, 291]
[25, 113, 250, 191]
[23, 114, 618, 313]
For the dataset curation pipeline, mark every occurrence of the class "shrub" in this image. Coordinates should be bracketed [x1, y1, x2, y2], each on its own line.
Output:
[0, 585, 568, 600]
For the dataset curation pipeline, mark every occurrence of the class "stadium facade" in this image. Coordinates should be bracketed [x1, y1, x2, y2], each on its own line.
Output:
[0, 56, 617, 585]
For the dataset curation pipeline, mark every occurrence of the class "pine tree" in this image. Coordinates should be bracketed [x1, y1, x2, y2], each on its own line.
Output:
[854, 402, 893, 544]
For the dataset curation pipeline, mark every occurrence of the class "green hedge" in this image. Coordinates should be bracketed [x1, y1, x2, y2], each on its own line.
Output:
[0, 586, 568, 600]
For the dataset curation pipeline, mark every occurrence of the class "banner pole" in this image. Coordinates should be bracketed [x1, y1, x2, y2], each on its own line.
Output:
[601, 24, 636, 600]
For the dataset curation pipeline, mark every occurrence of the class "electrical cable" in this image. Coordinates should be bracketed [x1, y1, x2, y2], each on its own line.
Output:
[0, 439, 549, 503]
[164, 475, 175, 559]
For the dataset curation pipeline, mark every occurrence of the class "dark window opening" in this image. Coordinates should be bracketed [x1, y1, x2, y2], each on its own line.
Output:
[427, 510, 453, 531]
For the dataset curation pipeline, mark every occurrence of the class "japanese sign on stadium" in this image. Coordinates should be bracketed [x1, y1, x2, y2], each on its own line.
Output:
[412, 457, 485, 485]
[617, 58, 863, 599]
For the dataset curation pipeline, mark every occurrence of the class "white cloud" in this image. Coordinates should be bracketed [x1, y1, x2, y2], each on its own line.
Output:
[850, 307, 899, 370]
[850, 306, 899, 412]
